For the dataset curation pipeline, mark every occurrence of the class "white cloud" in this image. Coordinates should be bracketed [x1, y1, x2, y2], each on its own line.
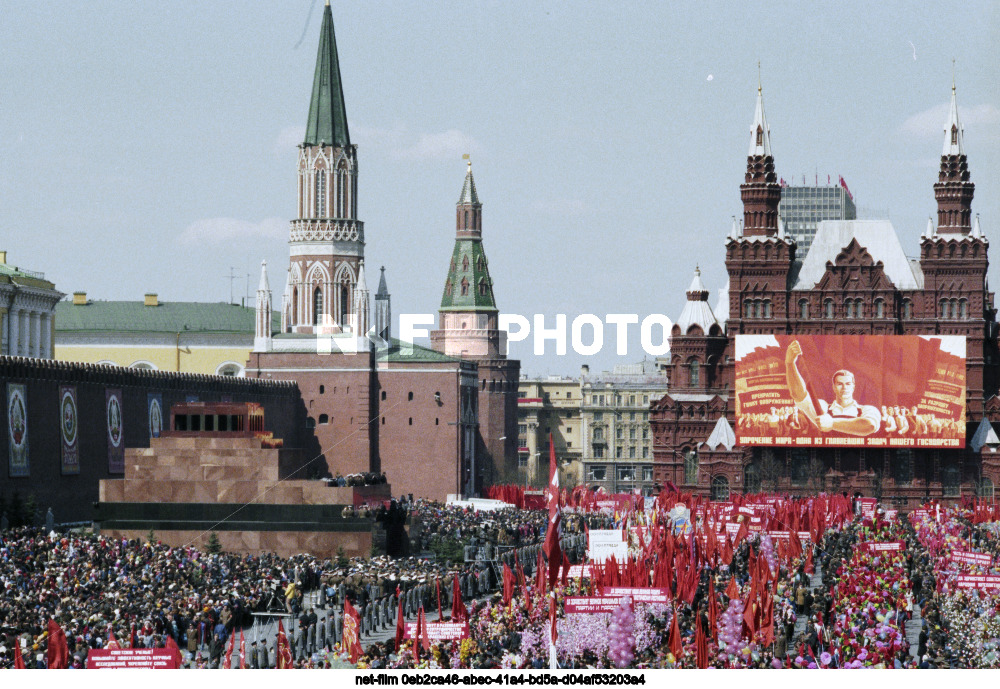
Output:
[275, 121, 481, 162]
[900, 102, 1000, 138]
[273, 126, 306, 155]
[394, 129, 481, 160]
[180, 217, 287, 245]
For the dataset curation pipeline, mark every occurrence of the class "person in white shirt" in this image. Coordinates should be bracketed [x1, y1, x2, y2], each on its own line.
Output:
[784, 340, 881, 437]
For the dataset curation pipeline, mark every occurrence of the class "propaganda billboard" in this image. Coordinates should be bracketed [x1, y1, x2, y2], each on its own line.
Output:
[735, 335, 966, 449]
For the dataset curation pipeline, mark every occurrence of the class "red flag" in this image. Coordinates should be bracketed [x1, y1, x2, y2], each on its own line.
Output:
[502, 563, 515, 606]
[395, 587, 406, 650]
[695, 614, 708, 669]
[14, 640, 26, 669]
[105, 624, 120, 650]
[46, 619, 69, 669]
[416, 606, 431, 651]
[238, 628, 246, 669]
[165, 635, 182, 668]
[275, 620, 293, 669]
[543, 434, 563, 590]
[725, 576, 739, 601]
[668, 607, 683, 659]
[535, 550, 546, 596]
[344, 599, 363, 664]
[734, 519, 749, 545]
[223, 630, 235, 669]
[560, 552, 571, 588]
[451, 577, 467, 623]
[707, 576, 719, 643]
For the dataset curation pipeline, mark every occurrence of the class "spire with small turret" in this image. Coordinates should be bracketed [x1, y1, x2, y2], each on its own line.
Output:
[375, 266, 391, 342]
[353, 260, 369, 338]
[254, 260, 272, 352]
[740, 76, 781, 237]
[935, 79, 975, 234]
[285, 2, 363, 334]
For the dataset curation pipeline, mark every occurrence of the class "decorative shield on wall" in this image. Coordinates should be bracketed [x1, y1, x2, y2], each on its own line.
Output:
[106, 388, 124, 473]
[7, 383, 28, 477]
[60, 386, 79, 475]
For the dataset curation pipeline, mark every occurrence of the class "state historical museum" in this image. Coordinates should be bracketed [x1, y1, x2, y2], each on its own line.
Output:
[651, 83, 1000, 509]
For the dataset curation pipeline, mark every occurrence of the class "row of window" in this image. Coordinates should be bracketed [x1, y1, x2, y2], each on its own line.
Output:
[444, 277, 491, 298]
[744, 297, 972, 320]
[586, 465, 654, 482]
[589, 394, 651, 406]
[595, 446, 649, 459]
[592, 426, 649, 441]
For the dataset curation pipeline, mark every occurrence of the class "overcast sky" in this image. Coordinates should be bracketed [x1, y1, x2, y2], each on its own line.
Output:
[2, 1, 997, 376]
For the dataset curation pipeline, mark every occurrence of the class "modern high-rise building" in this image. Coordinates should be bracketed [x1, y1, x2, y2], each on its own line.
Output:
[778, 181, 857, 253]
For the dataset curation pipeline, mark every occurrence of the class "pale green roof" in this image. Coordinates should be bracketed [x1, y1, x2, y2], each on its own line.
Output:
[303, 3, 350, 148]
[55, 301, 280, 334]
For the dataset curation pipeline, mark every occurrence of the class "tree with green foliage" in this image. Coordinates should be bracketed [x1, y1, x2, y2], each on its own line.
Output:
[206, 532, 222, 554]
[336, 546, 349, 569]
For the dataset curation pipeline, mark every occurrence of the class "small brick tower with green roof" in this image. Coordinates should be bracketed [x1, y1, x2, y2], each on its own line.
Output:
[431, 162, 520, 490]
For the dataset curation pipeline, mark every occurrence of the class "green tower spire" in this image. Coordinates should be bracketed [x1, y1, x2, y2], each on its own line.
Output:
[440, 163, 497, 311]
[304, 3, 350, 147]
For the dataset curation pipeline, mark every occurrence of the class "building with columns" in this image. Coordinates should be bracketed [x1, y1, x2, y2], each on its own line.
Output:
[0, 251, 62, 358]
[652, 82, 999, 508]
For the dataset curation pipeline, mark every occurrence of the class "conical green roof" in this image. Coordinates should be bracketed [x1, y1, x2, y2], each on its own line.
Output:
[304, 4, 350, 147]
[439, 239, 497, 311]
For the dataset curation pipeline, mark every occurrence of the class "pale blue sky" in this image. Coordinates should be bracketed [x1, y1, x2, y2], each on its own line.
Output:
[2, 1, 997, 375]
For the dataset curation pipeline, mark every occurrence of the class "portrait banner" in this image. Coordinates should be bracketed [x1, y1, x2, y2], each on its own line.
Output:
[7, 383, 29, 477]
[106, 388, 124, 474]
[147, 393, 163, 439]
[735, 335, 966, 448]
[59, 386, 80, 475]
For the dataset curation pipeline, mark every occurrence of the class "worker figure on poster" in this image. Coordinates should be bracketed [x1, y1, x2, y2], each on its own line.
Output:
[785, 340, 880, 437]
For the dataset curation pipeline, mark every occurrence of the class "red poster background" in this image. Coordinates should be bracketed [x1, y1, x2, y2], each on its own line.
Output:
[735, 335, 965, 448]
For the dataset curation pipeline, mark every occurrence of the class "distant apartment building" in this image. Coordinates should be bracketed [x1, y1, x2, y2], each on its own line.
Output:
[580, 360, 669, 495]
[516, 376, 582, 488]
[778, 178, 857, 253]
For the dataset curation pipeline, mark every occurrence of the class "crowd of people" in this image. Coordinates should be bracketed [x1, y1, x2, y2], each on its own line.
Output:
[2, 494, 999, 670]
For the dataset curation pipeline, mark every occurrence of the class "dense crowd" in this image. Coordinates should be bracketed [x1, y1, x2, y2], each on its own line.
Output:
[2, 495, 999, 670]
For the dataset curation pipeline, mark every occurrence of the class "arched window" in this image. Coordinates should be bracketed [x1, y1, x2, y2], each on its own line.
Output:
[318, 414, 329, 425]
[340, 276, 351, 325]
[462, 255, 470, 271]
[754, 300, 762, 319]
[824, 299, 834, 318]
[950, 299, 959, 320]
[952, 125, 958, 146]
[478, 279, 488, 296]
[337, 160, 349, 217]
[477, 256, 486, 271]
[875, 299, 885, 318]
[711, 475, 730, 502]
[460, 278, 469, 296]
[743, 462, 761, 493]
[979, 477, 994, 499]
[445, 279, 453, 296]
[292, 287, 298, 324]
[855, 300, 863, 319]
[799, 298, 809, 319]
[845, 300, 854, 319]
[942, 464, 961, 497]
[763, 300, 772, 319]
[313, 287, 323, 326]
[744, 300, 753, 318]
[689, 359, 700, 387]
[940, 298, 950, 319]
[215, 362, 243, 377]
[960, 299, 968, 319]
[315, 168, 326, 217]
[684, 449, 698, 485]
[756, 126, 763, 147]
[902, 299, 912, 319]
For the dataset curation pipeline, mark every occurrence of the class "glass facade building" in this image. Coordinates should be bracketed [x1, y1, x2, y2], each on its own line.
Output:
[778, 183, 857, 253]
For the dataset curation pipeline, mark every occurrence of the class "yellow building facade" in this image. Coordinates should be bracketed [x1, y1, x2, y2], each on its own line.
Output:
[54, 292, 278, 376]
